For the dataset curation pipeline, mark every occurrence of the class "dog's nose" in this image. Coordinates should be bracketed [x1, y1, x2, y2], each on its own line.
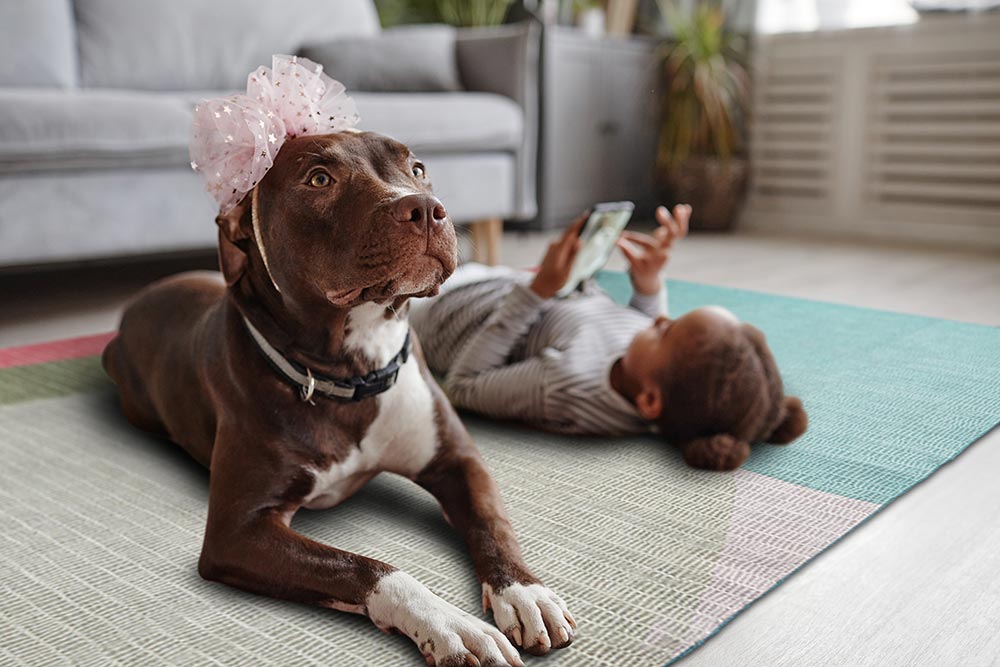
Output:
[393, 194, 448, 227]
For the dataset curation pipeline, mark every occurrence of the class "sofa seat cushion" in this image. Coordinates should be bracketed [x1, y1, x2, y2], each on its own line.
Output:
[0, 89, 192, 172]
[353, 92, 523, 153]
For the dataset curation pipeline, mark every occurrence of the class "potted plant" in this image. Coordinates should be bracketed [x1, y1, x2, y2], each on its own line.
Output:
[375, 0, 513, 27]
[655, 1, 750, 230]
[436, 0, 515, 26]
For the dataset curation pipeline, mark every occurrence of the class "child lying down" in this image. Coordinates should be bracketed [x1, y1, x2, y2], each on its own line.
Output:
[411, 205, 808, 471]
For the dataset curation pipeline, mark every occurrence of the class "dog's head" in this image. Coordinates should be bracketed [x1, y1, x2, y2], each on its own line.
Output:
[215, 131, 458, 308]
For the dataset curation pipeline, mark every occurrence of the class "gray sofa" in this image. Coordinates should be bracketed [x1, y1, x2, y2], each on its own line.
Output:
[0, 0, 538, 269]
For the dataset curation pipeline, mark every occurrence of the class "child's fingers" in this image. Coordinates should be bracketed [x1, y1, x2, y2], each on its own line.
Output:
[621, 230, 659, 251]
[558, 226, 585, 263]
[616, 237, 639, 264]
[655, 206, 678, 237]
[672, 204, 691, 238]
[655, 205, 670, 225]
[570, 238, 583, 255]
[562, 238, 583, 267]
[659, 204, 692, 240]
[537, 243, 559, 272]
[555, 222, 585, 261]
[562, 210, 589, 243]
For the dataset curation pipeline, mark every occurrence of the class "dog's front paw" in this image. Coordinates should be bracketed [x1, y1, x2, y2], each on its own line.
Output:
[482, 582, 576, 656]
[368, 572, 523, 667]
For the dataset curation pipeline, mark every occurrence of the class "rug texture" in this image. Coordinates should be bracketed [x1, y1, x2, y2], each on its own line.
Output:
[1, 274, 998, 667]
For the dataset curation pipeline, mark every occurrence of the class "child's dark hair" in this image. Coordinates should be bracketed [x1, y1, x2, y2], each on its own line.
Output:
[656, 323, 807, 470]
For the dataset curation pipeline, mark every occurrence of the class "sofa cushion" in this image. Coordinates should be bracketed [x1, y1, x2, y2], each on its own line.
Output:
[75, 0, 381, 91]
[353, 92, 522, 153]
[171, 91, 523, 153]
[0, 89, 522, 174]
[0, 89, 192, 172]
[301, 25, 463, 93]
[0, 0, 77, 87]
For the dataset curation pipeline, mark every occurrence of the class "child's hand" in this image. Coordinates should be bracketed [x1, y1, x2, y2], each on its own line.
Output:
[530, 211, 588, 299]
[616, 204, 690, 296]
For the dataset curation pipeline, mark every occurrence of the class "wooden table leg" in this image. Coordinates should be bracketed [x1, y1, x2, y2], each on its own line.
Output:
[469, 218, 502, 266]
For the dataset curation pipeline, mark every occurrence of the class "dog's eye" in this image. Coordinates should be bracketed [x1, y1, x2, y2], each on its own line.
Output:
[309, 172, 332, 188]
[412, 164, 425, 178]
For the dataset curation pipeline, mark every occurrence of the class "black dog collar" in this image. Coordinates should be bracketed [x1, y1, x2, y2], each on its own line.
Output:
[242, 316, 411, 403]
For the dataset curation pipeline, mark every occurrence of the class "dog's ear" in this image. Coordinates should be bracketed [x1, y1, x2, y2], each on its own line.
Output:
[215, 198, 251, 286]
[682, 434, 750, 471]
[765, 396, 808, 445]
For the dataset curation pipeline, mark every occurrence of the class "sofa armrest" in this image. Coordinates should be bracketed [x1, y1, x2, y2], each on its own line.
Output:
[456, 22, 541, 220]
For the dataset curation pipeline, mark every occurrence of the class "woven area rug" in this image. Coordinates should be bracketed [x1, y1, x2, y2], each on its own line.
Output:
[2, 273, 998, 667]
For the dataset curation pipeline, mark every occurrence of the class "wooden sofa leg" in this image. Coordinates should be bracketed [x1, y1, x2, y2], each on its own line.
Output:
[469, 218, 503, 266]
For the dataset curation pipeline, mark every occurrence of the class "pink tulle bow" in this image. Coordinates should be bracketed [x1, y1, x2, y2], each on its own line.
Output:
[189, 54, 360, 213]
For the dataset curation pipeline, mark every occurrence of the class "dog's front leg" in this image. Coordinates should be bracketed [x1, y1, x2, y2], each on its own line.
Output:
[415, 405, 577, 656]
[200, 440, 523, 667]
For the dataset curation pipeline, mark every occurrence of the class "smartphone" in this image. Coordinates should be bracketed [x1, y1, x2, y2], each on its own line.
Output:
[557, 201, 635, 297]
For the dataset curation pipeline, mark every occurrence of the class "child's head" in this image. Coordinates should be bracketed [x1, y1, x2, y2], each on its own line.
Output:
[621, 307, 808, 470]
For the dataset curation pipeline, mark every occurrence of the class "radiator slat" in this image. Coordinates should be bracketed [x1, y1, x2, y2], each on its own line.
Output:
[870, 181, 1000, 201]
[876, 77, 1000, 96]
[872, 58, 1000, 76]
[871, 121, 1000, 137]
[871, 142, 1000, 159]
[872, 163, 1000, 178]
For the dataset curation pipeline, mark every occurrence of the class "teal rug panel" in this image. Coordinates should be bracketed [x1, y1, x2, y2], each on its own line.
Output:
[595, 271, 1000, 505]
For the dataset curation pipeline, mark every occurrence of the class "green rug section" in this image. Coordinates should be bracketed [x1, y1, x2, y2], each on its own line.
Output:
[0, 356, 108, 406]
[596, 271, 1000, 505]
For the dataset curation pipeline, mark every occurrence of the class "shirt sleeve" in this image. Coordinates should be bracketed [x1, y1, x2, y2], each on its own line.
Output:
[628, 283, 668, 319]
[443, 284, 553, 422]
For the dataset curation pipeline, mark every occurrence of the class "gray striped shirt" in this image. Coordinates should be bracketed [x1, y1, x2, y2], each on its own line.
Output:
[411, 264, 668, 435]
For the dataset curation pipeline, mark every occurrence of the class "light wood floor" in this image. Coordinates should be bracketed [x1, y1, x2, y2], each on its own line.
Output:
[1, 228, 998, 666]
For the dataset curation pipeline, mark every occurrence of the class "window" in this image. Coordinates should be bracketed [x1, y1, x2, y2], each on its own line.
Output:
[756, 0, 919, 33]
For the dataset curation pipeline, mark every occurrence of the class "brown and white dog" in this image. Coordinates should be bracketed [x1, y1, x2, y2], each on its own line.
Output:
[103, 131, 575, 666]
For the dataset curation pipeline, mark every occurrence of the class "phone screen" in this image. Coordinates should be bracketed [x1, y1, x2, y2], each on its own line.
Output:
[557, 201, 635, 297]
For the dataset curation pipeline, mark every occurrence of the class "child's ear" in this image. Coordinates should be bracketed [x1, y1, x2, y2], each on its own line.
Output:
[635, 384, 663, 421]
[682, 434, 750, 471]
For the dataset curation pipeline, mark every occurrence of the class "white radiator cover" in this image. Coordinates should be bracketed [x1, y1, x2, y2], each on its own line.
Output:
[744, 14, 1000, 247]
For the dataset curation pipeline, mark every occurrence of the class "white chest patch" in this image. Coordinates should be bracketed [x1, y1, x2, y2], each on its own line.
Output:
[302, 303, 440, 510]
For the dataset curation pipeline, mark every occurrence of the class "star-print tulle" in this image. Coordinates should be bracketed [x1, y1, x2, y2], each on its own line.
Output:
[189, 54, 360, 213]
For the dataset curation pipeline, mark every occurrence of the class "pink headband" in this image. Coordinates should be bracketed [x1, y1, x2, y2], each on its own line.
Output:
[189, 54, 360, 214]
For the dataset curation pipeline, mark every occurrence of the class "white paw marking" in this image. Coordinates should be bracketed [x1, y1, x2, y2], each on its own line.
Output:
[482, 582, 576, 655]
[367, 571, 523, 666]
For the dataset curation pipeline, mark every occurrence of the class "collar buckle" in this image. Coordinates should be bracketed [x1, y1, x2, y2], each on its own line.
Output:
[300, 368, 317, 403]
